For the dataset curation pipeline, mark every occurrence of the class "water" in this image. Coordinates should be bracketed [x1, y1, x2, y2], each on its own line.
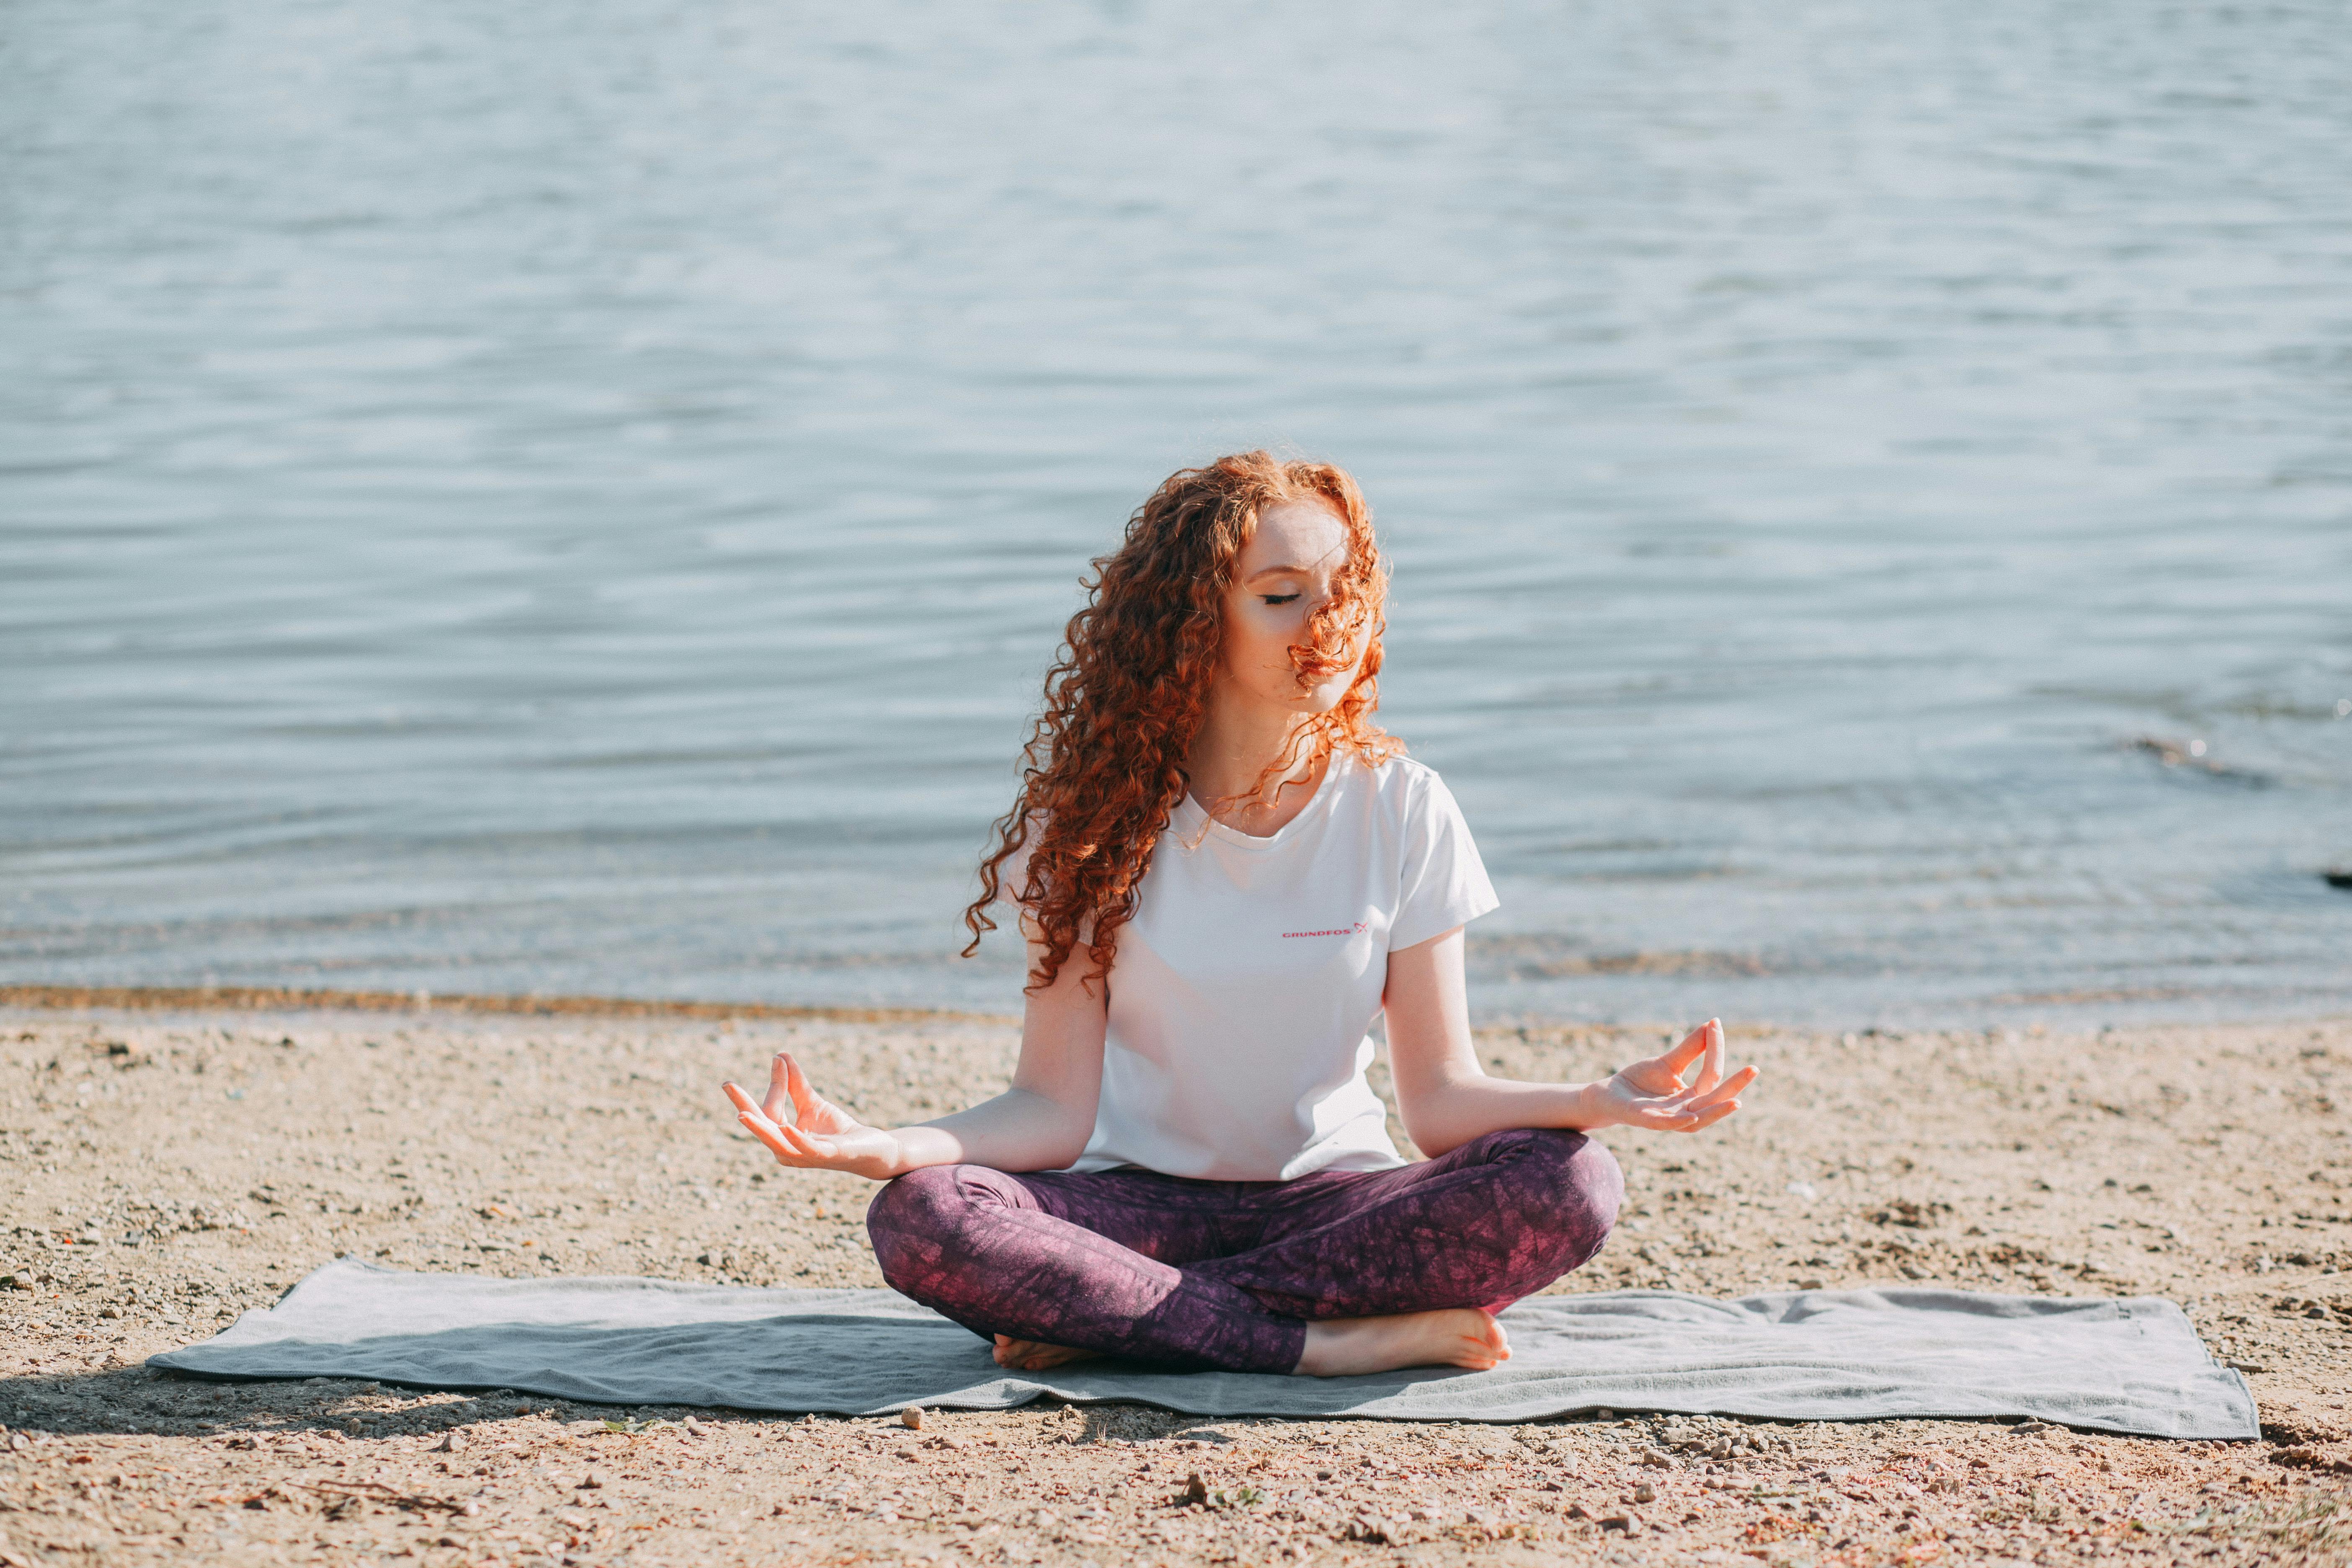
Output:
[4, 0, 2348, 1027]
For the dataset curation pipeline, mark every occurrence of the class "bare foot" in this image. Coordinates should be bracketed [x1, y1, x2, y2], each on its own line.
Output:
[992, 1334, 1104, 1372]
[1293, 1308, 1511, 1377]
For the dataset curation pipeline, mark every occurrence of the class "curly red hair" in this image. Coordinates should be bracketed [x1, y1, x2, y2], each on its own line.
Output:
[960, 451, 1404, 994]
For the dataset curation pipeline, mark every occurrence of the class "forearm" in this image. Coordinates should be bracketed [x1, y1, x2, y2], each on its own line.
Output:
[1401, 1074, 1609, 1158]
[887, 1086, 1094, 1176]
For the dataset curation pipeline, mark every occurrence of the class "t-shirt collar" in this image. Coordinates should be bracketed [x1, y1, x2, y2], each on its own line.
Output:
[1171, 748, 1355, 853]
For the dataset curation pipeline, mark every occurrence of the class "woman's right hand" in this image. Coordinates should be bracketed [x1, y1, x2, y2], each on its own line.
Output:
[722, 1052, 907, 1181]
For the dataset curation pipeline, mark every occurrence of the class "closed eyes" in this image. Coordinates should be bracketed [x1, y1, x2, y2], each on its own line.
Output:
[1259, 593, 1302, 606]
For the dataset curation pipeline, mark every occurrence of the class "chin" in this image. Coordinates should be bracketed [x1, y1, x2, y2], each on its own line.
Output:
[1302, 680, 1358, 714]
[1262, 669, 1360, 717]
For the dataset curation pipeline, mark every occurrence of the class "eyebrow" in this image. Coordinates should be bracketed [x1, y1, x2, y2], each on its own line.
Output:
[1243, 564, 1315, 582]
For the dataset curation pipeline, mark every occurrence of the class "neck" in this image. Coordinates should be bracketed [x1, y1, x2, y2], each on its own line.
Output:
[1186, 685, 1321, 812]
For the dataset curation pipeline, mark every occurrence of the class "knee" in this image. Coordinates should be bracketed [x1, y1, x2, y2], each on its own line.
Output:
[1545, 1132, 1623, 1265]
[1468, 1127, 1623, 1270]
[866, 1163, 967, 1235]
[865, 1165, 998, 1296]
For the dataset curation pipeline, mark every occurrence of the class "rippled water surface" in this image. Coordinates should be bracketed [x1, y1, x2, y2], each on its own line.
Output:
[5, 0, 2349, 1025]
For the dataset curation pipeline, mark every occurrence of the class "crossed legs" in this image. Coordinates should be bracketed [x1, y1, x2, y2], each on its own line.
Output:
[864, 1127, 1622, 1375]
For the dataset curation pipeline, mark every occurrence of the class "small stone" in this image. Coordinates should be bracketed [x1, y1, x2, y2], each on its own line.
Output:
[1599, 1514, 1633, 1532]
[1184, 1472, 1209, 1504]
[900, 1406, 924, 1431]
[1633, 1481, 1656, 1504]
[578, 1471, 603, 1490]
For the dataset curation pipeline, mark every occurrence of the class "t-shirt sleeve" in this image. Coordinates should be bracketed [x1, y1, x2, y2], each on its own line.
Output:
[1388, 770, 1501, 952]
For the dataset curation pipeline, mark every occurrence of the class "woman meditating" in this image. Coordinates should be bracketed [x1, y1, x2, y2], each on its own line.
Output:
[722, 451, 1755, 1377]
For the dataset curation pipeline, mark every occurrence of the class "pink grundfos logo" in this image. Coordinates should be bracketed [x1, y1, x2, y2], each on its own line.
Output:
[1282, 921, 1369, 939]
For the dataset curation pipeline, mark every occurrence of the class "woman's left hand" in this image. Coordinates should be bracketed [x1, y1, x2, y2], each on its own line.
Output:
[1587, 1018, 1756, 1132]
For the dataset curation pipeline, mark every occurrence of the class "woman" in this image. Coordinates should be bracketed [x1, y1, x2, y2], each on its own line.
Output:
[723, 451, 1755, 1378]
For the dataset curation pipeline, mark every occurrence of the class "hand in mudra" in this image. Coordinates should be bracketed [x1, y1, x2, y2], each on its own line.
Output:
[1590, 1018, 1755, 1132]
[723, 1053, 904, 1181]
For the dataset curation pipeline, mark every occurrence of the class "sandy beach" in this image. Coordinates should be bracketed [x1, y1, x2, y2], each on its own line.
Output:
[4, 1000, 2351, 1567]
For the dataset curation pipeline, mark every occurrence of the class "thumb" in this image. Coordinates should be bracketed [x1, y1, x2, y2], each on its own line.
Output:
[1658, 1023, 1710, 1078]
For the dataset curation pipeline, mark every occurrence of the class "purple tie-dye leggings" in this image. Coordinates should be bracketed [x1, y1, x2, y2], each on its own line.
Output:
[864, 1126, 1621, 1375]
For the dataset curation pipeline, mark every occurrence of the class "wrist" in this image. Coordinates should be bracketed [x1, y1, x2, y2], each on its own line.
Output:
[882, 1124, 951, 1179]
[1563, 1081, 1615, 1131]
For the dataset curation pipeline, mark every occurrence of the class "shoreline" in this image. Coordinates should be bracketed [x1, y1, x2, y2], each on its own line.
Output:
[3, 1004, 2351, 1565]
[0, 983, 1013, 1026]
[5, 981, 2342, 1037]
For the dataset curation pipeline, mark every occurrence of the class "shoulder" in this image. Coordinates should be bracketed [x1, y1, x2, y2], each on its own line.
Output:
[1355, 748, 1445, 797]
[1347, 750, 1462, 823]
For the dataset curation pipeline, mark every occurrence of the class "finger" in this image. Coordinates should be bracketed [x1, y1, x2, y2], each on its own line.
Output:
[1664, 1058, 1755, 1102]
[784, 1052, 820, 1127]
[729, 1079, 828, 1153]
[1677, 1099, 1741, 1132]
[761, 1054, 793, 1124]
[1672, 1064, 1757, 1113]
[773, 1118, 833, 1160]
[735, 1108, 804, 1164]
[1698, 1018, 1725, 1093]
[1657, 1024, 1711, 1082]
[768, 1113, 840, 1163]
[1657, 1093, 1743, 1132]
[732, 1094, 834, 1165]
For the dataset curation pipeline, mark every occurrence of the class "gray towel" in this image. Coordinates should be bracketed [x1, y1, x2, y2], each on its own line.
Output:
[149, 1261, 2255, 1439]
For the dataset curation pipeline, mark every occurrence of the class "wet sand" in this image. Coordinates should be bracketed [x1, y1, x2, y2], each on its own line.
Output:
[3, 1004, 2350, 1567]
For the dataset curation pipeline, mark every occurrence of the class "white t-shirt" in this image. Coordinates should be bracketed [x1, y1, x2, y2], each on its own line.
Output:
[997, 749, 1500, 1181]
